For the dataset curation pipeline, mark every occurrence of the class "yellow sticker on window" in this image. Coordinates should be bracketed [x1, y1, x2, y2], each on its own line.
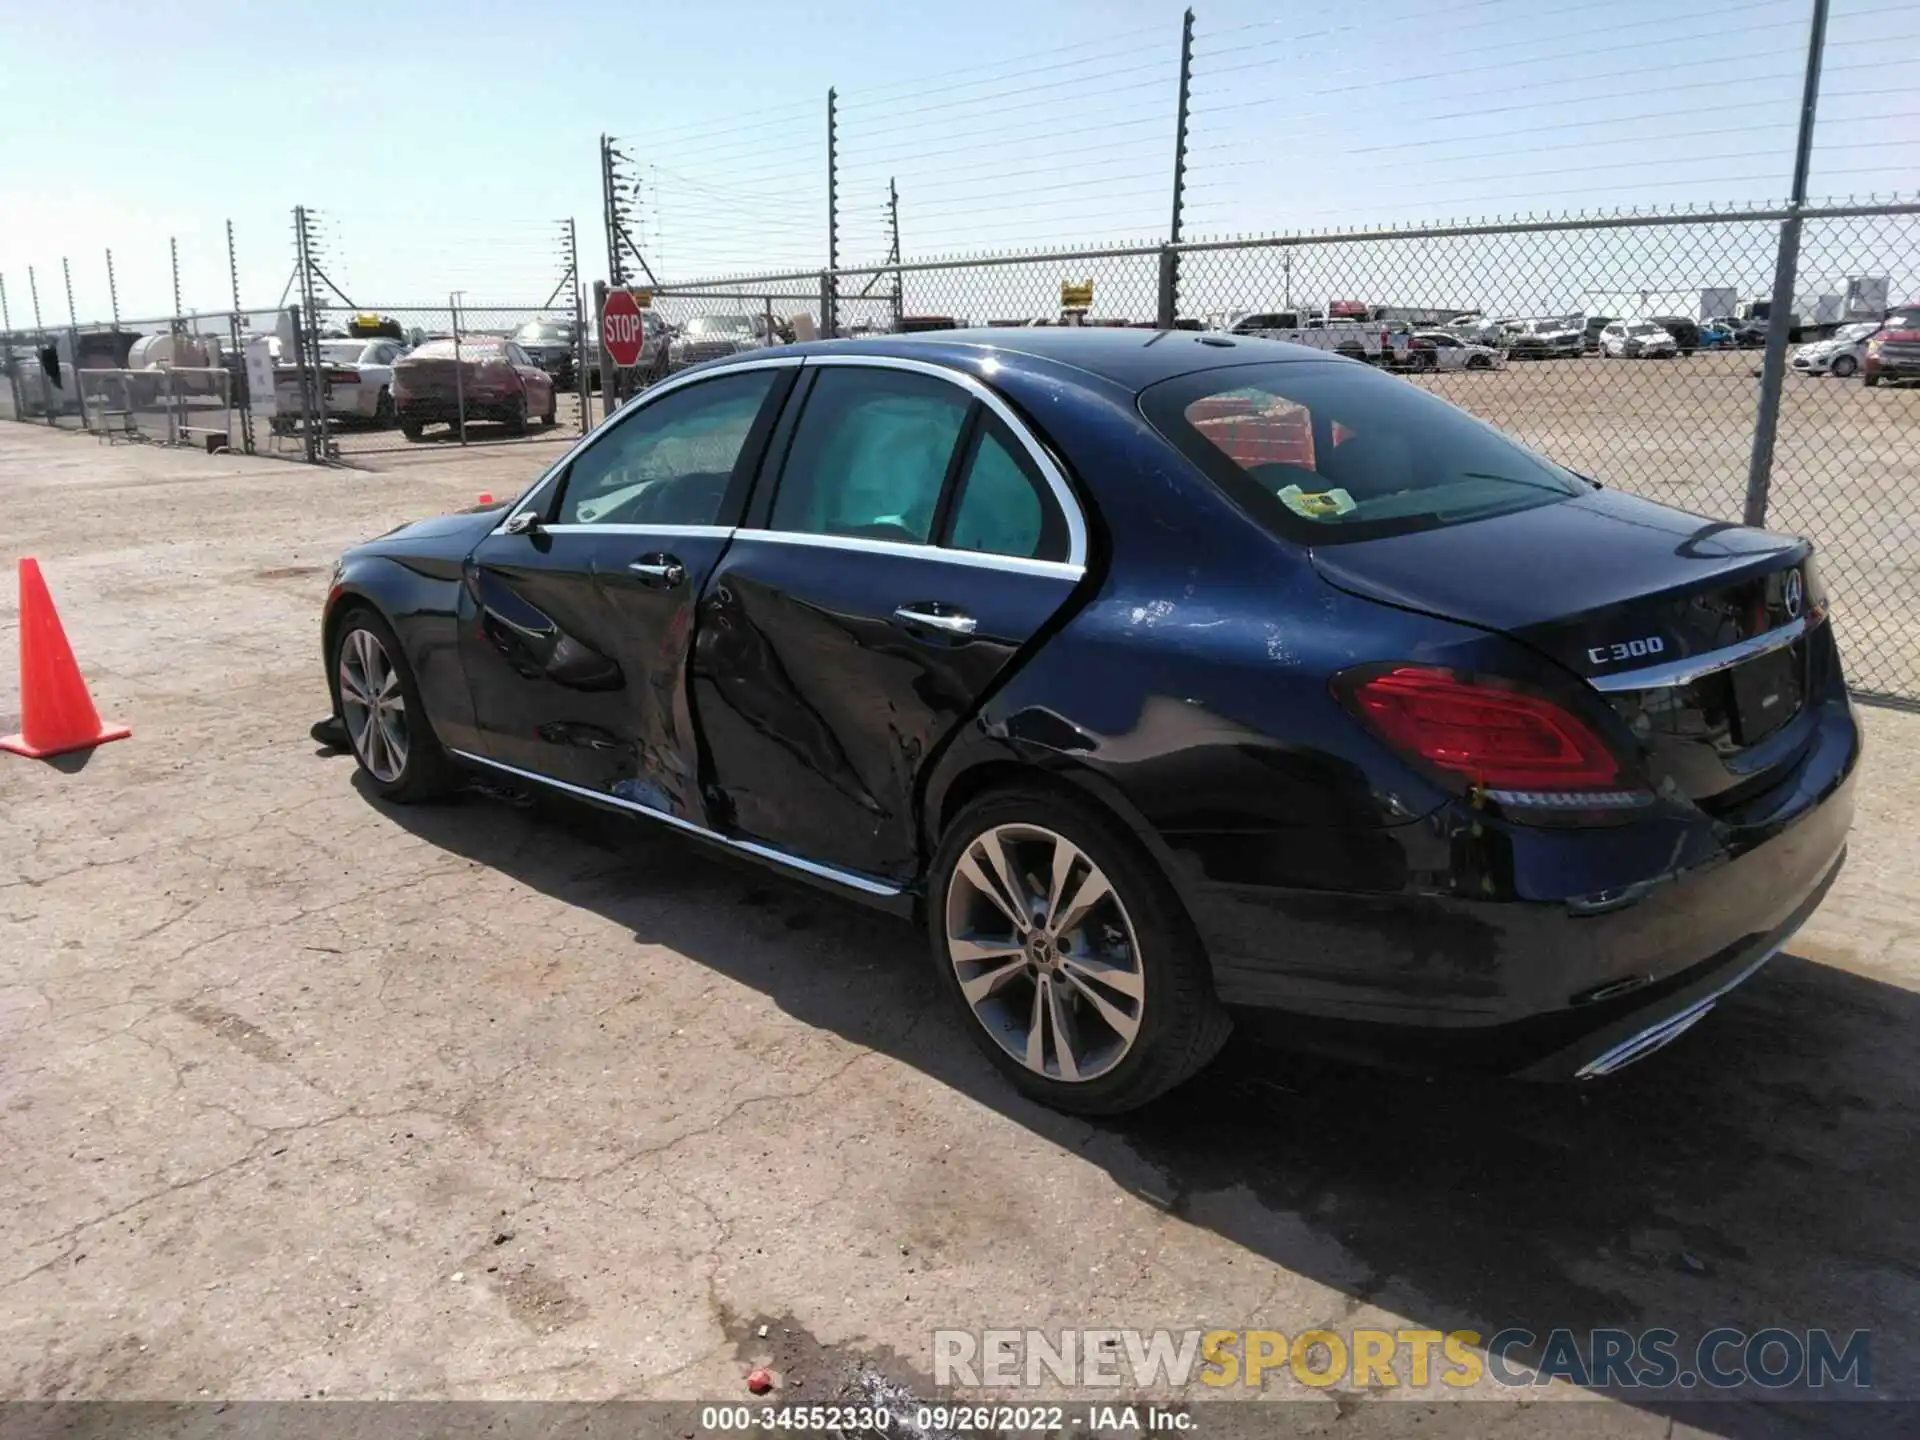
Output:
[1277, 484, 1356, 519]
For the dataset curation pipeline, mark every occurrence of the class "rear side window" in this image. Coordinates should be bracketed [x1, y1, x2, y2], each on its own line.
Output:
[770, 367, 970, 545]
[943, 417, 1069, 562]
[1141, 361, 1588, 543]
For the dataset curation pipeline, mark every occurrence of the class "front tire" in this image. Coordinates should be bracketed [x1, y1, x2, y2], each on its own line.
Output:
[1831, 354, 1858, 378]
[928, 790, 1230, 1115]
[330, 607, 458, 803]
[507, 395, 529, 436]
[1864, 373, 1880, 388]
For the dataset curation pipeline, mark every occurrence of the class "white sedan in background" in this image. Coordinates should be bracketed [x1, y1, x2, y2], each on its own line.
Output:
[1408, 331, 1505, 370]
[1791, 320, 1881, 379]
[272, 337, 409, 426]
[1600, 321, 1679, 359]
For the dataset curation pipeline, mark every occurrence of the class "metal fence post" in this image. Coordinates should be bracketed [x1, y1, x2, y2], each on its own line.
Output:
[1745, 0, 1830, 528]
[28, 266, 53, 426]
[227, 220, 253, 454]
[451, 292, 468, 445]
[1160, 8, 1194, 329]
[826, 88, 839, 338]
[592, 279, 615, 412]
[567, 218, 591, 434]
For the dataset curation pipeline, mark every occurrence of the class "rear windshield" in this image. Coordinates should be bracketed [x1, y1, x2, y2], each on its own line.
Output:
[407, 339, 502, 360]
[1141, 361, 1589, 544]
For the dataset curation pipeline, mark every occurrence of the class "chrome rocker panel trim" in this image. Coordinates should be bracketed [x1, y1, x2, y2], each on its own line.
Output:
[449, 749, 905, 898]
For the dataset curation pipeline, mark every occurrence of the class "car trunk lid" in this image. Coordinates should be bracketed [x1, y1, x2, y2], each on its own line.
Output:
[1311, 487, 1820, 808]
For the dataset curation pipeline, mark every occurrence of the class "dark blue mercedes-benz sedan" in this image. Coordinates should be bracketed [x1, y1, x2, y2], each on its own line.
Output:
[319, 327, 1859, 1114]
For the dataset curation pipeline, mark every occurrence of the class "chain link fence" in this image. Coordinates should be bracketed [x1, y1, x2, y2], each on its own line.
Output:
[2, 316, 252, 449]
[644, 202, 1919, 704]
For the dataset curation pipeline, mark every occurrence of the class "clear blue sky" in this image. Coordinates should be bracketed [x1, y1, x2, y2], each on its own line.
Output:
[1, 0, 1914, 320]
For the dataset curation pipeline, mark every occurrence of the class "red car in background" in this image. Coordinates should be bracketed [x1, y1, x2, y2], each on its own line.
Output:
[1863, 303, 1920, 388]
[392, 338, 556, 440]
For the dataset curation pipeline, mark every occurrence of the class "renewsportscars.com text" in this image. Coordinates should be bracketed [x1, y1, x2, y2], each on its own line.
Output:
[932, 1327, 1873, 1392]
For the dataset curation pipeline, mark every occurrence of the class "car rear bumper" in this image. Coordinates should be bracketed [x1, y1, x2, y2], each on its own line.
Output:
[1185, 694, 1858, 1076]
[396, 393, 520, 421]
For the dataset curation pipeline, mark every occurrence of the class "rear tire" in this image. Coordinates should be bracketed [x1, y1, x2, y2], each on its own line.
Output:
[401, 417, 424, 441]
[328, 606, 459, 803]
[928, 788, 1230, 1115]
[374, 387, 394, 426]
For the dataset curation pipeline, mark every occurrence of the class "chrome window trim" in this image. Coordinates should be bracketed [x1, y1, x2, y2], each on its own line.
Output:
[1587, 615, 1809, 692]
[730, 527, 1084, 582]
[799, 352, 1089, 568]
[493, 355, 806, 536]
[449, 749, 904, 897]
[534, 523, 735, 540]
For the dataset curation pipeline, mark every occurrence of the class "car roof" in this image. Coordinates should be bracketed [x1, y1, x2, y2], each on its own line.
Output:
[777, 327, 1341, 391]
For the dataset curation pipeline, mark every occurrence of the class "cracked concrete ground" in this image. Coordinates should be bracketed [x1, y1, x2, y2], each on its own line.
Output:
[1, 422, 1916, 1436]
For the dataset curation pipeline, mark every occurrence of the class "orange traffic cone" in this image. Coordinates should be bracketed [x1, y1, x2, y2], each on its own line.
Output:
[1, 558, 131, 759]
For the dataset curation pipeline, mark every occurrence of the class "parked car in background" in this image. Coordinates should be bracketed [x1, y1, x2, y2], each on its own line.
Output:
[1600, 321, 1679, 359]
[318, 328, 1857, 1114]
[1509, 317, 1583, 359]
[588, 309, 673, 390]
[391, 338, 556, 439]
[1447, 316, 1508, 347]
[1864, 303, 1920, 387]
[1648, 316, 1700, 355]
[1791, 319, 1881, 379]
[669, 313, 788, 371]
[1582, 315, 1615, 353]
[512, 319, 580, 389]
[1705, 316, 1767, 349]
[274, 337, 407, 426]
[1406, 331, 1504, 370]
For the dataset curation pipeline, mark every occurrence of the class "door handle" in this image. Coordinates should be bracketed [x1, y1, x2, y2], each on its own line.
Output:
[893, 605, 977, 636]
[628, 554, 686, 586]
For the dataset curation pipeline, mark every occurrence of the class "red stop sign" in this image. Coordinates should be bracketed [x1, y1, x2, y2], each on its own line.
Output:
[601, 290, 647, 369]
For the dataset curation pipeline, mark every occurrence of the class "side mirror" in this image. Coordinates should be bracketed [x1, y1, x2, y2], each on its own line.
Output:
[504, 511, 542, 536]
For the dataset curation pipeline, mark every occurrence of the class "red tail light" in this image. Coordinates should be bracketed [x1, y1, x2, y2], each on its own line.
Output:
[1339, 666, 1623, 791]
[324, 368, 359, 385]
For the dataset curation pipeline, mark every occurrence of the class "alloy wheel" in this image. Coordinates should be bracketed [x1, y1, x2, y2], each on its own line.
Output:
[337, 627, 409, 783]
[945, 823, 1145, 1083]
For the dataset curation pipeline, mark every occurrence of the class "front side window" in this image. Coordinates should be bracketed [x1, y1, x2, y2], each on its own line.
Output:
[943, 418, 1068, 562]
[1142, 361, 1588, 543]
[770, 367, 970, 545]
[555, 370, 776, 527]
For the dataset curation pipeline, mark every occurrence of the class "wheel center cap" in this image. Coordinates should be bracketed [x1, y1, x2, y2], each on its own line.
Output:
[1028, 932, 1053, 965]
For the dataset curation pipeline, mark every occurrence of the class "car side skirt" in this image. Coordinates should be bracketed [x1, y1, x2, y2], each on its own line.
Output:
[448, 749, 917, 916]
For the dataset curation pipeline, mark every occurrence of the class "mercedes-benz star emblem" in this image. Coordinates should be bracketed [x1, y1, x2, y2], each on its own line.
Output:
[1785, 568, 1804, 618]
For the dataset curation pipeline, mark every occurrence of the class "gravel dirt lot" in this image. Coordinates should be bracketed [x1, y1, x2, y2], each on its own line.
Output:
[1, 421, 1917, 1437]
